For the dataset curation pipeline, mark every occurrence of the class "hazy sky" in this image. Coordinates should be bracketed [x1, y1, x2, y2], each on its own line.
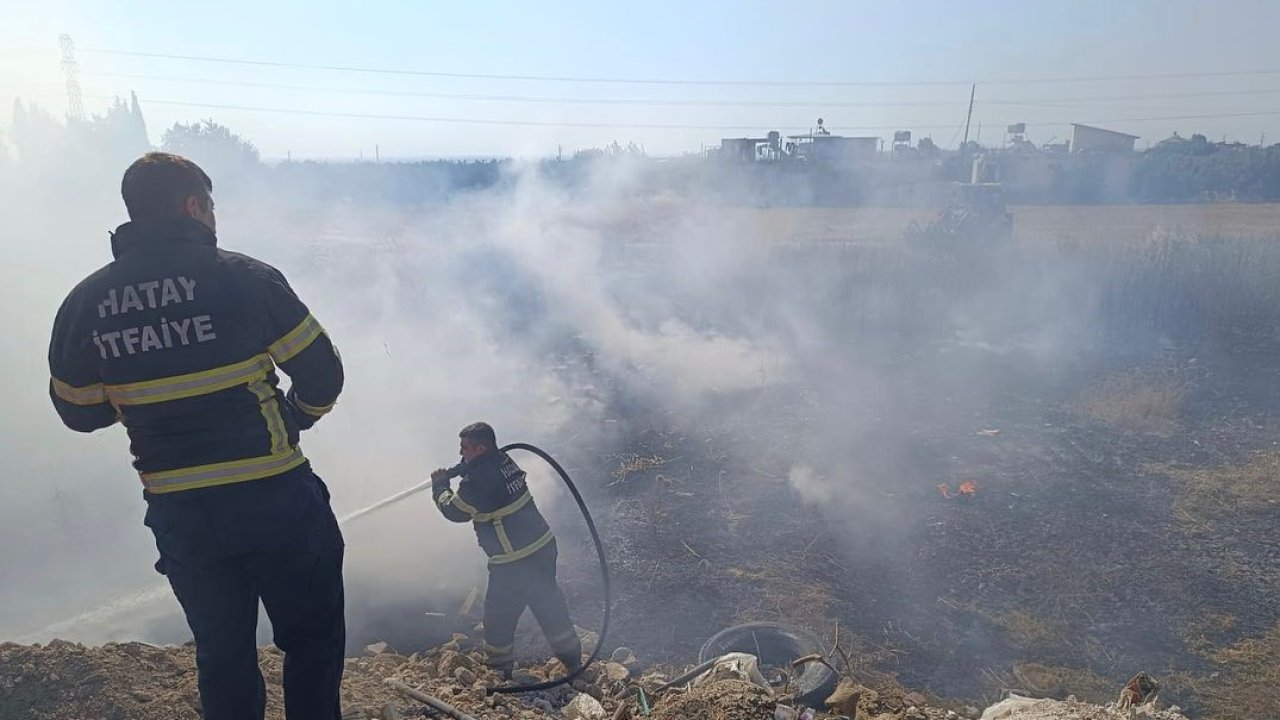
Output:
[3, 0, 1280, 158]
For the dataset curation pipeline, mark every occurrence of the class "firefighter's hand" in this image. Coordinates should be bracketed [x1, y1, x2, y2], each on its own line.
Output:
[430, 468, 451, 487]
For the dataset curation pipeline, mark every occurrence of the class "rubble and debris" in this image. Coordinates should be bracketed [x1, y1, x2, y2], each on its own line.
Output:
[610, 646, 639, 669]
[387, 679, 480, 720]
[979, 694, 1189, 720]
[823, 678, 865, 716]
[0, 637, 1194, 720]
[563, 692, 608, 720]
[648, 678, 775, 720]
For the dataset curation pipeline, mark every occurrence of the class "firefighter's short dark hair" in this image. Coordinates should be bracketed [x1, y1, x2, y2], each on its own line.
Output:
[121, 152, 213, 221]
[459, 422, 497, 450]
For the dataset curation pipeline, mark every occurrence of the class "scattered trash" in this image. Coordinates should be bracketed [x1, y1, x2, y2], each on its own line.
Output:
[1117, 671, 1160, 709]
[980, 694, 1042, 720]
[693, 652, 772, 694]
[977, 428, 1001, 437]
[635, 687, 651, 716]
[979, 691, 1189, 720]
[697, 622, 836, 707]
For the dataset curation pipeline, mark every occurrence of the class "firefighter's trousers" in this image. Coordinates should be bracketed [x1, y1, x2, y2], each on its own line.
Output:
[482, 539, 582, 671]
[144, 466, 346, 720]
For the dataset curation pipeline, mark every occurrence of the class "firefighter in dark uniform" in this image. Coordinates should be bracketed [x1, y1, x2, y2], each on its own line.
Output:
[431, 422, 582, 675]
[47, 153, 346, 720]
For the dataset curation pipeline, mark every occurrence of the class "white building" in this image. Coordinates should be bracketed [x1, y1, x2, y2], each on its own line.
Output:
[1070, 124, 1139, 154]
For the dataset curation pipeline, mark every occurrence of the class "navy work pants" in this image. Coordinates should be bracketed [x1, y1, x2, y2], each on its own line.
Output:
[144, 465, 346, 720]
[483, 539, 582, 671]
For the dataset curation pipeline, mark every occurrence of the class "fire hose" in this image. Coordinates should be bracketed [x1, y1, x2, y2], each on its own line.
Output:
[341, 442, 611, 696]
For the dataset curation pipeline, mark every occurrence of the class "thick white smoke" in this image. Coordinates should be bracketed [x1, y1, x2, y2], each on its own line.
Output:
[2, 156, 793, 644]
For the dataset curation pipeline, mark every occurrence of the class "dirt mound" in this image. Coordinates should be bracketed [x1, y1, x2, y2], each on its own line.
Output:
[0, 635, 609, 720]
[0, 640, 202, 719]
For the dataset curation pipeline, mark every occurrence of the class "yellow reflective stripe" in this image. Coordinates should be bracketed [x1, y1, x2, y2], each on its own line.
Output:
[487, 529, 554, 566]
[105, 354, 273, 406]
[50, 377, 106, 405]
[494, 519, 515, 554]
[268, 314, 324, 364]
[248, 380, 289, 455]
[484, 642, 514, 665]
[471, 491, 532, 522]
[141, 448, 305, 494]
[449, 493, 479, 516]
[293, 395, 334, 418]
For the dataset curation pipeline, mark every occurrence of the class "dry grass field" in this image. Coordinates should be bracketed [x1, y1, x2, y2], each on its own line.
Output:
[712, 203, 1280, 245]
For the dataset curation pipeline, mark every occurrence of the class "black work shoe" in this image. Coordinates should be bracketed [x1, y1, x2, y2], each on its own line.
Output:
[556, 654, 583, 673]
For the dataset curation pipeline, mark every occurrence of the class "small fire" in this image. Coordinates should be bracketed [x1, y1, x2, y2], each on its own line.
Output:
[938, 481, 980, 499]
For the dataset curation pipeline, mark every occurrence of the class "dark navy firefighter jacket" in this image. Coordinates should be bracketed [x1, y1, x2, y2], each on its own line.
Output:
[433, 450, 555, 566]
[47, 218, 343, 494]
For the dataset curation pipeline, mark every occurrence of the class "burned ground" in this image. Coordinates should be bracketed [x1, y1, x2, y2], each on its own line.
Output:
[534, 232, 1280, 717]
[279, 215, 1280, 718]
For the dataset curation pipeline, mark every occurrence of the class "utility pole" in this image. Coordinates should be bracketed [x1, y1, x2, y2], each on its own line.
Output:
[58, 34, 84, 122]
[961, 83, 976, 151]
[959, 83, 976, 182]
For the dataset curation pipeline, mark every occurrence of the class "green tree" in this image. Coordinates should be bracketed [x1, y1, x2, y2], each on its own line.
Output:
[9, 99, 66, 164]
[74, 95, 151, 164]
[161, 119, 261, 178]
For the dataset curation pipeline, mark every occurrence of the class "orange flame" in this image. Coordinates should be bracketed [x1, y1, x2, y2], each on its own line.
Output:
[958, 481, 979, 496]
[937, 483, 953, 499]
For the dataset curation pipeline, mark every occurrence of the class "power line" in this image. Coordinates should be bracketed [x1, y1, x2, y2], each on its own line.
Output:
[91, 96, 965, 131]
[80, 48, 1280, 87]
[85, 71, 1280, 110]
[96, 94, 1280, 132]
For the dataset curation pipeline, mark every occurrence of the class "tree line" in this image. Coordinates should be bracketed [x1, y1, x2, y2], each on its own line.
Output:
[4, 96, 1280, 205]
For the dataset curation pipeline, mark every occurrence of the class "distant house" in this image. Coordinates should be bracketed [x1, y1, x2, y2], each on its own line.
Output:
[782, 133, 879, 163]
[1070, 124, 1139, 154]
